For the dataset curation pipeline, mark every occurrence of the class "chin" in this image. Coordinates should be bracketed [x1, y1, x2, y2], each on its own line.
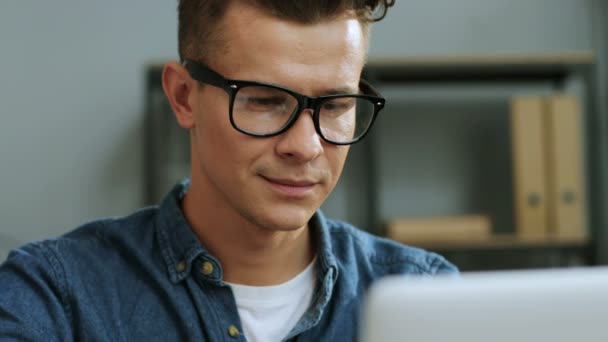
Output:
[249, 206, 316, 232]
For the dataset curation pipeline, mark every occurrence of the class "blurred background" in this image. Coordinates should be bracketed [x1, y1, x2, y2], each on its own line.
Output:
[1, 0, 606, 271]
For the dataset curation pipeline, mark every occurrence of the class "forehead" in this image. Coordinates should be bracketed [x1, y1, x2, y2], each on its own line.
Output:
[208, 2, 367, 93]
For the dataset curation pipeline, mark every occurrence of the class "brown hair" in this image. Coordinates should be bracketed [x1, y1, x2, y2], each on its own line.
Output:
[178, 0, 395, 62]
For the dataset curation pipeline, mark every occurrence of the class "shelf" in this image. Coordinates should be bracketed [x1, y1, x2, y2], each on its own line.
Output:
[364, 51, 594, 84]
[391, 233, 590, 251]
[144, 51, 595, 85]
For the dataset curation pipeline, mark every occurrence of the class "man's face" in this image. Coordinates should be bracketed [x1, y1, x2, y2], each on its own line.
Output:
[189, 2, 367, 231]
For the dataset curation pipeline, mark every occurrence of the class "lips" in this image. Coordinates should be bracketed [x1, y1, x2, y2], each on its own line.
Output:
[263, 177, 317, 187]
[260, 175, 318, 197]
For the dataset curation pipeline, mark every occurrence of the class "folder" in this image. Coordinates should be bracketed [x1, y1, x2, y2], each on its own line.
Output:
[544, 95, 588, 240]
[510, 96, 548, 238]
[385, 215, 492, 244]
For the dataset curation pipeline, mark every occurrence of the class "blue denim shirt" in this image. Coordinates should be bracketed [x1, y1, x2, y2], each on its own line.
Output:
[0, 180, 457, 341]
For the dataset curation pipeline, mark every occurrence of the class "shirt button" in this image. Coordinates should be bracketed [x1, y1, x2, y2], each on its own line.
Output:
[227, 325, 240, 338]
[201, 261, 214, 276]
[177, 261, 186, 273]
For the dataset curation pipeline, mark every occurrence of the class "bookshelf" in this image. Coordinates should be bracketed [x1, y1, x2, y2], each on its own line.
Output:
[405, 233, 589, 251]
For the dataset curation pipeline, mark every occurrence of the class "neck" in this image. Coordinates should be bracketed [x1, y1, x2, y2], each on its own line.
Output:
[182, 177, 316, 286]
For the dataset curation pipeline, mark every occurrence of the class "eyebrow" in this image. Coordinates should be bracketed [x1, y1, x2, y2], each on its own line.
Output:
[320, 86, 360, 96]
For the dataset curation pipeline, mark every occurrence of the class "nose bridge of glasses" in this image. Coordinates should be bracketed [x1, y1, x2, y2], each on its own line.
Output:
[298, 94, 323, 112]
[291, 96, 323, 130]
[291, 101, 316, 127]
[287, 107, 322, 145]
[285, 95, 321, 135]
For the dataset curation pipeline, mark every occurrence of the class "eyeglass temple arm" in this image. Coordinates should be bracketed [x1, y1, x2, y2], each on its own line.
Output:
[360, 79, 383, 99]
[182, 60, 228, 89]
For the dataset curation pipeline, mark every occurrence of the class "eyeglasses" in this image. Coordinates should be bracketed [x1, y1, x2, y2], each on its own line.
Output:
[183, 60, 386, 145]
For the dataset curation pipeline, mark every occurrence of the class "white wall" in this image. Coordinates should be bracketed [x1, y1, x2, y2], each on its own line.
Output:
[0, 0, 177, 259]
[0, 0, 593, 260]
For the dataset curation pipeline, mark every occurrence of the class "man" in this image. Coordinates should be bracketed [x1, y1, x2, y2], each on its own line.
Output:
[0, 0, 457, 341]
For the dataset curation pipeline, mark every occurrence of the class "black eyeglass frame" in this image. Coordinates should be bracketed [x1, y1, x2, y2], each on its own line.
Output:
[182, 59, 386, 145]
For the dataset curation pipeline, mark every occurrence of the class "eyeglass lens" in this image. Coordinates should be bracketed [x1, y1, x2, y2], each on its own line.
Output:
[232, 85, 375, 143]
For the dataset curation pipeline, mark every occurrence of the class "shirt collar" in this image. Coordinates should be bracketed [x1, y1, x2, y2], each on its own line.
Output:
[288, 210, 340, 336]
[156, 179, 210, 284]
[155, 178, 339, 287]
[308, 210, 339, 280]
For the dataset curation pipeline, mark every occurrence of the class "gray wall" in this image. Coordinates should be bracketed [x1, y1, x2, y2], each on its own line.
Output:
[0, 0, 595, 260]
[369, 0, 592, 56]
[0, 0, 177, 259]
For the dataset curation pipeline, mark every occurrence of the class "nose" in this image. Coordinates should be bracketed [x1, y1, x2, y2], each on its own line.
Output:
[275, 109, 324, 162]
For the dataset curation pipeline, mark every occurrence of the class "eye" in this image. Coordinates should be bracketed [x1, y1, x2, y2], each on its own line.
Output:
[247, 96, 286, 107]
[235, 86, 294, 113]
[322, 98, 356, 114]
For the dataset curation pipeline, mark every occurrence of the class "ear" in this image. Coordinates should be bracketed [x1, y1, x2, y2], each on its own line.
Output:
[162, 61, 197, 129]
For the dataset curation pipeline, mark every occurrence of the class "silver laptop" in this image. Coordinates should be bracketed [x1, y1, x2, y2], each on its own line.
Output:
[360, 267, 608, 341]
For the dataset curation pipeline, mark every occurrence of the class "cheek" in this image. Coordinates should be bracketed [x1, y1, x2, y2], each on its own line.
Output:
[193, 101, 269, 177]
[194, 91, 239, 152]
[196, 93, 229, 135]
[325, 145, 350, 183]
[192, 96, 238, 171]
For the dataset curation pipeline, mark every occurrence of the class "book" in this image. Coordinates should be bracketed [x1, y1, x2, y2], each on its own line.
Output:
[544, 95, 588, 240]
[510, 96, 549, 238]
[385, 215, 492, 244]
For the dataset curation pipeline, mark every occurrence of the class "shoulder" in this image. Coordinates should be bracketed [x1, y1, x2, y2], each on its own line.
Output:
[324, 219, 458, 276]
[0, 207, 160, 339]
[61, 206, 159, 249]
[5, 205, 160, 277]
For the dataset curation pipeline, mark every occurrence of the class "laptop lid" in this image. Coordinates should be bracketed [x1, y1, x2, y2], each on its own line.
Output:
[360, 267, 608, 342]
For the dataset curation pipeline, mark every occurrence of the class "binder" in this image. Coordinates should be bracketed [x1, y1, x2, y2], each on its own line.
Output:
[544, 95, 588, 240]
[385, 215, 492, 244]
[510, 96, 548, 238]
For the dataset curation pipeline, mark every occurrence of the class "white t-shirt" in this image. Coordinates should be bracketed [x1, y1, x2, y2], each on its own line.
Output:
[226, 259, 317, 342]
